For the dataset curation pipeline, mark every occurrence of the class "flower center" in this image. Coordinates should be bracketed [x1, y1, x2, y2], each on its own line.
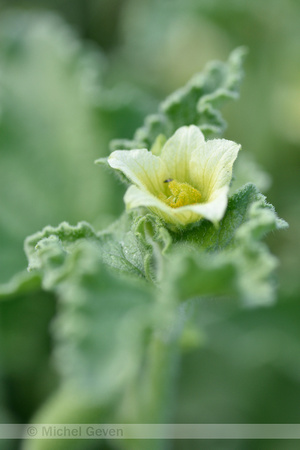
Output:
[159, 179, 201, 208]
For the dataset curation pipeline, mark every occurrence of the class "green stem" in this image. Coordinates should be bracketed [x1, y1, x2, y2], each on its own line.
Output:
[118, 335, 179, 450]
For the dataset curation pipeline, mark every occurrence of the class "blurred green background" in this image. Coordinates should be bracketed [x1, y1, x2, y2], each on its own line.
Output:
[0, 0, 299, 449]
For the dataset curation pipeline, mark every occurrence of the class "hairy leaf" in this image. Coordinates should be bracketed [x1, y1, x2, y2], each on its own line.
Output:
[165, 241, 278, 307]
[171, 183, 288, 251]
[109, 47, 247, 152]
[98, 212, 172, 281]
[0, 270, 41, 300]
[26, 235, 159, 401]
[164, 184, 288, 306]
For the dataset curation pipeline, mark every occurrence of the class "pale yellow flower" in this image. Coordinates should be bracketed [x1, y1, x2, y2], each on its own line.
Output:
[108, 125, 241, 227]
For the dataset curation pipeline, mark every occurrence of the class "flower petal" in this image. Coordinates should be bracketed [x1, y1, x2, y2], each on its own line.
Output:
[160, 125, 205, 183]
[124, 184, 229, 226]
[186, 185, 229, 224]
[108, 149, 168, 195]
[189, 138, 241, 200]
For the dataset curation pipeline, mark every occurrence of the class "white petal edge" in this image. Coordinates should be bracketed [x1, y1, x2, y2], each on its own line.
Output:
[108, 149, 168, 195]
[124, 184, 229, 226]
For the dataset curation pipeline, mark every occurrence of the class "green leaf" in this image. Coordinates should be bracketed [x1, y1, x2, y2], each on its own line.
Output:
[235, 187, 288, 242]
[171, 183, 288, 251]
[24, 222, 100, 291]
[164, 184, 288, 306]
[165, 241, 278, 307]
[98, 212, 172, 281]
[23, 220, 179, 433]
[23, 216, 171, 291]
[26, 233, 166, 406]
[109, 47, 247, 151]
[97, 213, 147, 279]
[26, 183, 287, 309]
[25, 221, 99, 271]
[0, 270, 41, 300]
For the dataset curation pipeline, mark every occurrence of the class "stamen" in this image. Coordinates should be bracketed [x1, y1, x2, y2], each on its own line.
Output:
[161, 179, 201, 208]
